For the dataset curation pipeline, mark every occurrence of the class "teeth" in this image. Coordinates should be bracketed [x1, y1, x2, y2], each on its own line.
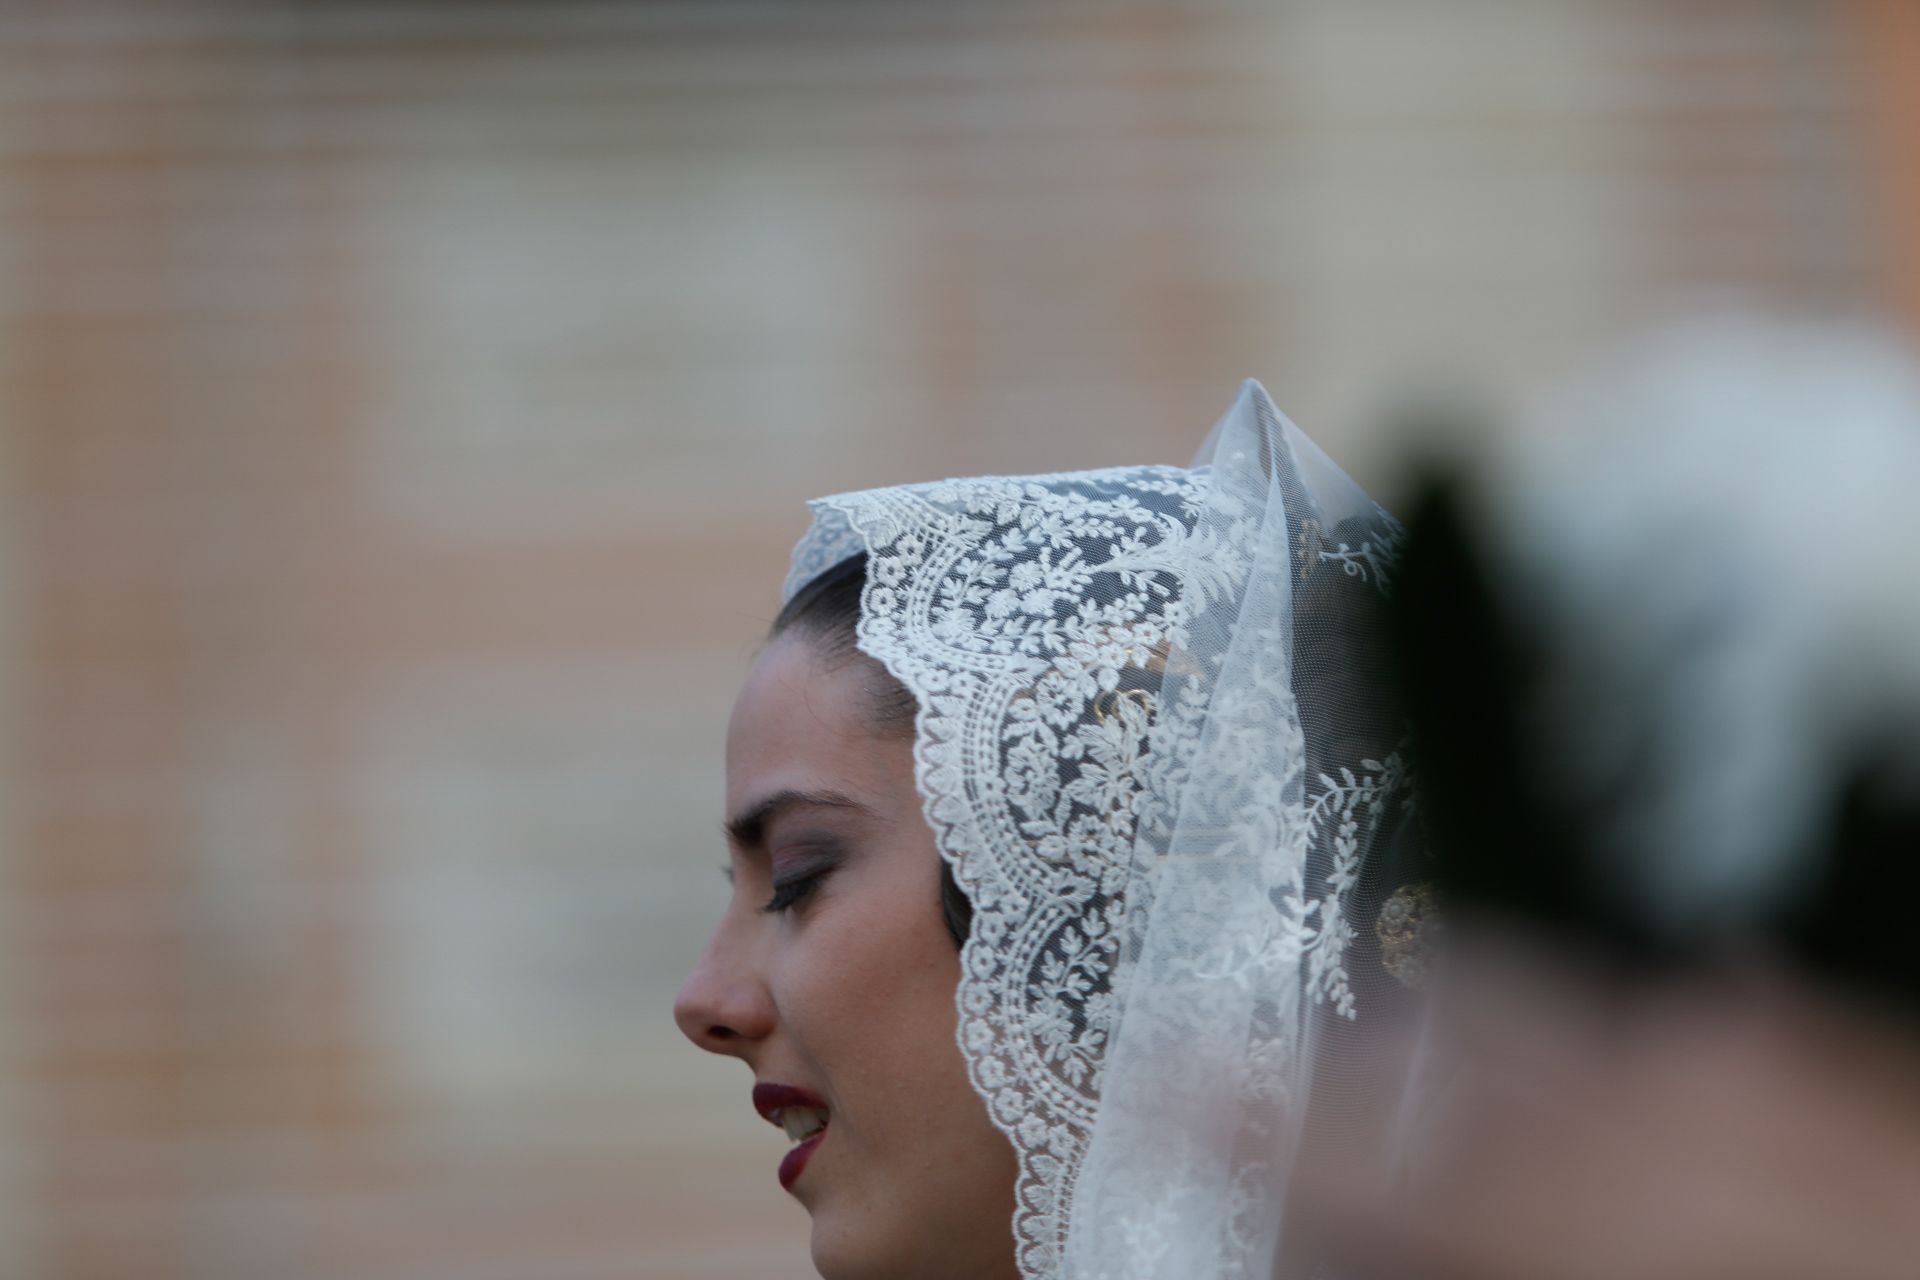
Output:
[780, 1106, 828, 1144]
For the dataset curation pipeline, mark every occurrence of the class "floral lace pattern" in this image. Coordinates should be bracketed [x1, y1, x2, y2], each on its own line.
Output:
[784, 387, 1412, 1279]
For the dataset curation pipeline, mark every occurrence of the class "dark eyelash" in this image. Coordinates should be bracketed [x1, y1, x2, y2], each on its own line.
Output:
[762, 866, 831, 914]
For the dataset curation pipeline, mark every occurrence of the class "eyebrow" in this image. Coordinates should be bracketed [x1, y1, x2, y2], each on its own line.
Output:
[723, 788, 870, 851]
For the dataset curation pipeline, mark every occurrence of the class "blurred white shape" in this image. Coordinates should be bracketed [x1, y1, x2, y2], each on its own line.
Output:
[1495, 314, 1920, 932]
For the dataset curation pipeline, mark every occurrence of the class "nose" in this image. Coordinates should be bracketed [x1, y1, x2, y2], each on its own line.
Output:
[674, 917, 776, 1057]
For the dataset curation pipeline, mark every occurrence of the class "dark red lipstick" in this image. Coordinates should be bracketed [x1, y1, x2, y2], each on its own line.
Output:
[752, 1083, 830, 1193]
[778, 1128, 825, 1192]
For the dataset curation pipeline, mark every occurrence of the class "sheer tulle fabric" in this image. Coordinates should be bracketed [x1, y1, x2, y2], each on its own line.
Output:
[783, 383, 1420, 1279]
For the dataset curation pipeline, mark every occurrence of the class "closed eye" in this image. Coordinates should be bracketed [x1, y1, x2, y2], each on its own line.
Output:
[762, 863, 834, 914]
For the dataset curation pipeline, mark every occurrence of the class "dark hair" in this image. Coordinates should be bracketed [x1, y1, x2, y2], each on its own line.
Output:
[770, 553, 973, 946]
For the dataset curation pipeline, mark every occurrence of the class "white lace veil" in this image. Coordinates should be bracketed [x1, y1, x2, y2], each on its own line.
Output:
[782, 382, 1423, 1279]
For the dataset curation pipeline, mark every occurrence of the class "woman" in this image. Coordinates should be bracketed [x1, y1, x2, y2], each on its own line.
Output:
[675, 382, 1426, 1280]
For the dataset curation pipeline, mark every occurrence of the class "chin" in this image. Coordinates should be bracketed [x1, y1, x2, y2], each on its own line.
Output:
[811, 1203, 1013, 1280]
[806, 1201, 938, 1280]
[807, 1218, 896, 1280]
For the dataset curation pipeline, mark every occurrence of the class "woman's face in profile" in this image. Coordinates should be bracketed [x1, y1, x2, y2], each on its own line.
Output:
[674, 633, 1020, 1280]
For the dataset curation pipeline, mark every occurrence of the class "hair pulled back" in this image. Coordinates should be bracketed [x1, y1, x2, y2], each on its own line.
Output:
[770, 553, 973, 946]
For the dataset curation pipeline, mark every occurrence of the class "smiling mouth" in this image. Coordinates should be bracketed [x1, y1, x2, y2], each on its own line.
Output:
[752, 1084, 832, 1192]
[772, 1107, 829, 1193]
[779, 1105, 828, 1144]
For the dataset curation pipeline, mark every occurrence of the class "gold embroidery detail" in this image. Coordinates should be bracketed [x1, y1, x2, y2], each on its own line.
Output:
[1091, 687, 1154, 726]
[1376, 882, 1439, 989]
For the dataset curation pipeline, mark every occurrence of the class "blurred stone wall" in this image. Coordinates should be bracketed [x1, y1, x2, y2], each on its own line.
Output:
[0, 3, 1909, 1277]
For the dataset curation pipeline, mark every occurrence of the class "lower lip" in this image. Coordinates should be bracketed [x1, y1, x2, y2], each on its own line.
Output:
[777, 1129, 825, 1192]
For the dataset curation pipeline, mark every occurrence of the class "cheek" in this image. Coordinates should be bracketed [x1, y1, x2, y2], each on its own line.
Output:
[780, 854, 1020, 1272]
[775, 857, 971, 1118]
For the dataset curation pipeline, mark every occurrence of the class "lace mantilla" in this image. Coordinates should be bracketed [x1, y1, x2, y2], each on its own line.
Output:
[783, 383, 1413, 1279]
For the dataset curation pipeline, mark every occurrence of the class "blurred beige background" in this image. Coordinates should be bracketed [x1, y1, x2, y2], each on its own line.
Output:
[2, 2, 1916, 1277]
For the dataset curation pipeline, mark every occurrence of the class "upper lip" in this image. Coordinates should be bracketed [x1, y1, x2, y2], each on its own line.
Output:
[752, 1082, 828, 1127]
